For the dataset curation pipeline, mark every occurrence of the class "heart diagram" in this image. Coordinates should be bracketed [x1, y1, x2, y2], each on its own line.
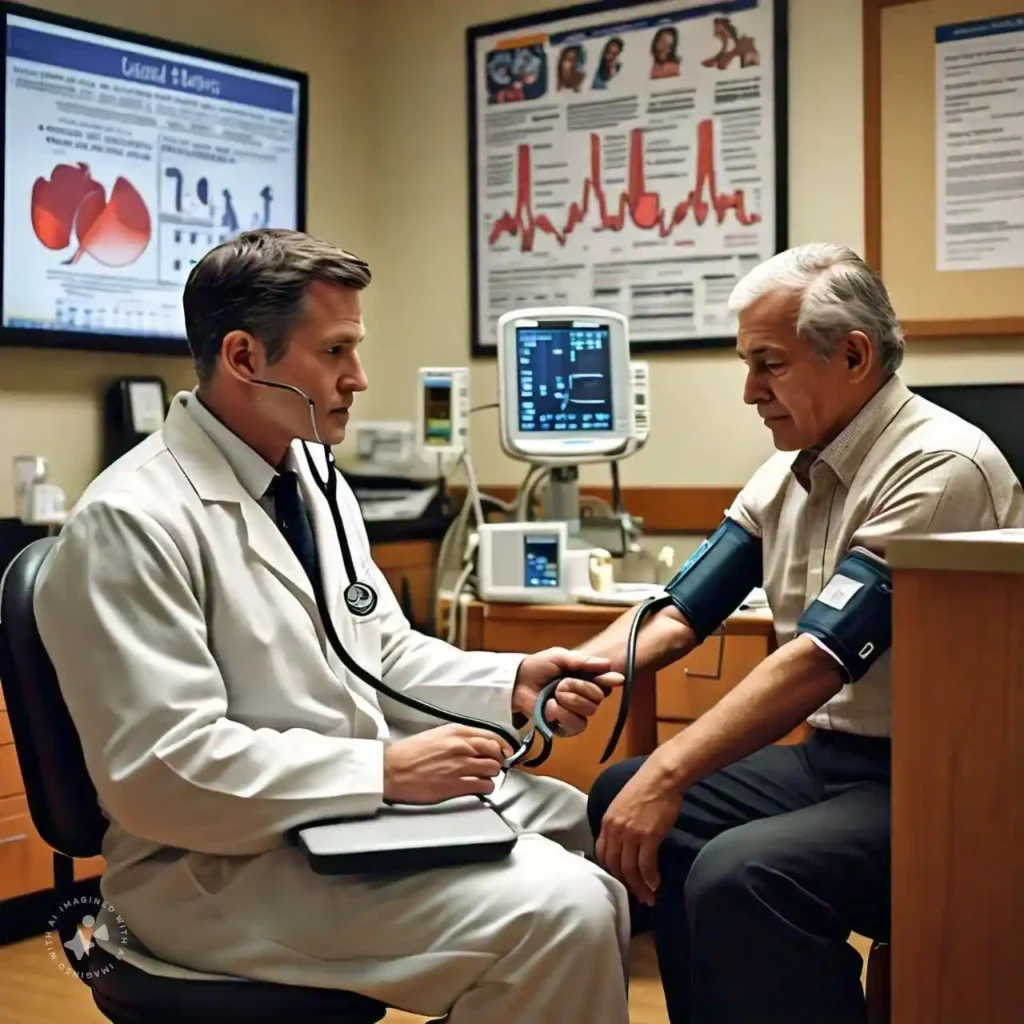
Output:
[30, 162, 152, 267]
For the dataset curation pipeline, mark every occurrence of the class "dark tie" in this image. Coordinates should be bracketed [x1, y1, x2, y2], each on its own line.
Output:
[268, 471, 319, 586]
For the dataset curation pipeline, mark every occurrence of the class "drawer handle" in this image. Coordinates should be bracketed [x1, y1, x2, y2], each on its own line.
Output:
[684, 630, 726, 680]
[0, 832, 28, 845]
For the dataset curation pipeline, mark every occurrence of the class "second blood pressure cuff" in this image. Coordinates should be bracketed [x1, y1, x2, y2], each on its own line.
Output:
[796, 547, 893, 683]
[664, 518, 763, 642]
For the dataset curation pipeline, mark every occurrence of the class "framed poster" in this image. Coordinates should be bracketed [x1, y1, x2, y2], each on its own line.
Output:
[466, 0, 788, 357]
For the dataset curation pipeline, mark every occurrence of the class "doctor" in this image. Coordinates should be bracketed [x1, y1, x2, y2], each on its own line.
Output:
[34, 228, 632, 1024]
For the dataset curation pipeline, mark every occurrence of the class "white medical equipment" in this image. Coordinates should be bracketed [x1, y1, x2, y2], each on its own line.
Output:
[495, 306, 636, 537]
[496, 307, 633, 466]
[417, 367, 470, 457]
[477, 521, 571, 604]
[626, 360, 651, 453]
[12, 456, 67, 527]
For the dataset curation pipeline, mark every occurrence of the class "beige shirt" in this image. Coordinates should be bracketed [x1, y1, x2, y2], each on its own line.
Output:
[727, 374, 1024, 737]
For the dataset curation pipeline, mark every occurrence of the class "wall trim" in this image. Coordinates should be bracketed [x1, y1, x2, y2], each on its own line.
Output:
[448, 485, 740, 534]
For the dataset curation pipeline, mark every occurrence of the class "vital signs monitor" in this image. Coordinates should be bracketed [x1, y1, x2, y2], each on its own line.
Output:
[496, 307, 633, 465]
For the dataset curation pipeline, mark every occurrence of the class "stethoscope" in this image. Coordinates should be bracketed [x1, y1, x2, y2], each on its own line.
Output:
[251, 378, 565, 769]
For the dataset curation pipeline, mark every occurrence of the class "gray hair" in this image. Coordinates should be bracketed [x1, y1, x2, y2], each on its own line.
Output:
[727, 243, 905, 375]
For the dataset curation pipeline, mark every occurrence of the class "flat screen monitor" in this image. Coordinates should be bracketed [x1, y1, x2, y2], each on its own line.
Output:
[496, 306, 632, 464]
[912, 383, 1024, 486]
[0, 3, 307, 354]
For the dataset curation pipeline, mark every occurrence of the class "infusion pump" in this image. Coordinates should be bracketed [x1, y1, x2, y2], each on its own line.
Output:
[417, 367, 470, 456]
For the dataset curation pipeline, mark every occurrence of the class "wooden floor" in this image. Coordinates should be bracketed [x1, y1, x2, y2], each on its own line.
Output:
[0, 931, 871, 1023]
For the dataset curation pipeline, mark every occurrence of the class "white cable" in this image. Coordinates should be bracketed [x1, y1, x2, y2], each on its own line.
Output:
[462, 451, 486, 528]
[446, 560, 475, 645]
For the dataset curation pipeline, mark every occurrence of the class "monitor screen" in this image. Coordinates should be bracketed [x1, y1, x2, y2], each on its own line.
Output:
[524, 533, 560, 588]
[422, 375, 453, 448]
[515, 322, 613, 433]
[912, 383, 1024, 485]
[1, 8, 306, 354]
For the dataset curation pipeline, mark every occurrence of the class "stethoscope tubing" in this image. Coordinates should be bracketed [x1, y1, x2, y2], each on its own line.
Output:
[301, 443, 525, 754]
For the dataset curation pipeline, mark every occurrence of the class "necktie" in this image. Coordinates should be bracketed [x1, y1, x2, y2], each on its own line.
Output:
[268, 471, 319, 586]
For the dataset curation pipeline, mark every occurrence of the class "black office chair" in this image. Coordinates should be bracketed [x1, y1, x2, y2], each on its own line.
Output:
[0, 537, 388, 1023]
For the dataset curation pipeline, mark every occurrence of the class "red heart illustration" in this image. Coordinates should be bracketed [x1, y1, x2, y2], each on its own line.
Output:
[31, 162, 104, 250]
[30, 163, 151, 267]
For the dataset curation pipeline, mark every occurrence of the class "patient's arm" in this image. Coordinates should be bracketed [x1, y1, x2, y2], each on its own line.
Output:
[580, 600, 698, 677]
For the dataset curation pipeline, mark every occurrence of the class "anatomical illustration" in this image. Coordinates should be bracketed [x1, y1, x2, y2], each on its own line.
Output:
[30, 162, 152, 267]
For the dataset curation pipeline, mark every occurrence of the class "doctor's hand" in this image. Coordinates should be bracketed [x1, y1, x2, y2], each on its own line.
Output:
[512, 648, 623, 738]
[596, 751, 683, 907]
[383, 725, 514, 805]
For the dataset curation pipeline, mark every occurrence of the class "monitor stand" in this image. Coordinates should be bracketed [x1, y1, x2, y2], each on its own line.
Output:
[541, 465, 590, 548]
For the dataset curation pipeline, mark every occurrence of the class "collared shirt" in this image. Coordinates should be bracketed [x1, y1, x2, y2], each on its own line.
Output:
[182, 390, 278, 515]
[727, 374, 1024, 737]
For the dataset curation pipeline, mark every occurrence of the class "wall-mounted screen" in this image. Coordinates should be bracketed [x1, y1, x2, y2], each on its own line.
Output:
[0, 2, 307, 354]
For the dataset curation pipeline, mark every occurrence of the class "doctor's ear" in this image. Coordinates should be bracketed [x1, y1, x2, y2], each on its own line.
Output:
[220, 330, 264, 381]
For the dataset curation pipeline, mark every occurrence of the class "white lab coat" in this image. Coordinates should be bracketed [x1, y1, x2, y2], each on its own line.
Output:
[34, 393, 630, 1023]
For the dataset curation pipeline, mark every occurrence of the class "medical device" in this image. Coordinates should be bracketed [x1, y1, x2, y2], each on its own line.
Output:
[496, 306, 633, 465]
[477, 521, 571, 604]
[417, 367, 470, 457]
[495, 306, 635, 540]
[795, 547, 892, 682]
[597, 524, 897, 766]
[627, 360, 651, 453]
[249, 376, 562, 768]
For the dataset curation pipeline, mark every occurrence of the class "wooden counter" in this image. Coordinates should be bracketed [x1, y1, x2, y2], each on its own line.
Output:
[457, 599, 806, 794]
[888, 529, 1024, 1024]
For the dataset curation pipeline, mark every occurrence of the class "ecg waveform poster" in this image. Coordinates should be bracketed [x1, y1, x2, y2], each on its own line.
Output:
[467, 0, 785, 355]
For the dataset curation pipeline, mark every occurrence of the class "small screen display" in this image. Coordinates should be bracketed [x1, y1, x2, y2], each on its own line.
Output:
[524, 534, 560, 588]
[423, 376, 453, 446]
[516, 322, 613, 433]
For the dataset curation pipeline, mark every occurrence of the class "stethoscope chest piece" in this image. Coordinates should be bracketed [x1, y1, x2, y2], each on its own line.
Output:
[344, 581, 378, 617]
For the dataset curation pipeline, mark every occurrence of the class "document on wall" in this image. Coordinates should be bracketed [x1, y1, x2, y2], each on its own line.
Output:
[935, 14, 1024, 271]
[467, 0, 781, 352]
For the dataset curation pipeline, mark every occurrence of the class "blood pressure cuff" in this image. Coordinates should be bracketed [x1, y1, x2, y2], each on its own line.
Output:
[664, 518, 762, 642]
[796, 547, 892, 683]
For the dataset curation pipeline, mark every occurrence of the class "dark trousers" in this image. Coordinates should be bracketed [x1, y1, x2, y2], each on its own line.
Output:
[587, 729, 891, 1024]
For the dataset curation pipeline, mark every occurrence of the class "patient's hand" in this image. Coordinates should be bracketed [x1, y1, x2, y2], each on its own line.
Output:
[383, 724, 514, 804]
[512, 649, 623, 737]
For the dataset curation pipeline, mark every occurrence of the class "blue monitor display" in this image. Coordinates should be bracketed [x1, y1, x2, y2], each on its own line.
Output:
[515, 322, 613, 433]
[524, 533, 559, 588]
[0, 3, 307, 355]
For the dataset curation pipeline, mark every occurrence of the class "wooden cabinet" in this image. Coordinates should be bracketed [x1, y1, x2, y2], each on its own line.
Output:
[0, 680, 105, 903]
[888, 532, 1024, 1024]
[372, 538, 440, 633]
[457, 600, 806, 793]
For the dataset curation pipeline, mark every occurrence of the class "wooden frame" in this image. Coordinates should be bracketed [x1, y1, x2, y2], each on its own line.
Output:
[863, 0, 1024, 339]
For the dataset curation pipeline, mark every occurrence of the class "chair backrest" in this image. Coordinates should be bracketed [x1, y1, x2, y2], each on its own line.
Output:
[0, 537, 106, 858]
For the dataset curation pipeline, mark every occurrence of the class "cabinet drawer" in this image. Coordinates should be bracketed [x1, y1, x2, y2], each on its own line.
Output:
[0, 743, 24, 798]
[656, 634, 771, 720]
[0, 794, 53, 901]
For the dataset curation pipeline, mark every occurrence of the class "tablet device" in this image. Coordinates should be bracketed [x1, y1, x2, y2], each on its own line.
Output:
[295, 796, 519, 875]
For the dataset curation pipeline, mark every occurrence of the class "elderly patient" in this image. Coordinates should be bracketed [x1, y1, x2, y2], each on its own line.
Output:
[583, 242, 1024, 1024]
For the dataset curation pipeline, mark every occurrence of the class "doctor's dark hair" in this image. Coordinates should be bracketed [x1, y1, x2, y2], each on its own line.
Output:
[182, 229, 372, 380]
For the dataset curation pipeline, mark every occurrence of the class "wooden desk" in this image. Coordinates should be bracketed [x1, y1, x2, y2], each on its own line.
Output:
[888, 529, 1024, 1024]
[459, 600, 808, 794]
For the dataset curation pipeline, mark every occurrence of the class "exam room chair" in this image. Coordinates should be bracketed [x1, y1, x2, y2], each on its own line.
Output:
[0, 536, 388, 1024]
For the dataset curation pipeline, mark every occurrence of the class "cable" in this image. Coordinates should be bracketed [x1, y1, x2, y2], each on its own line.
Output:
[470, 402, 499, 413]
[599, 594, 673, 763]
[610, 460, 624, 514]
[462, 451, 486, 529]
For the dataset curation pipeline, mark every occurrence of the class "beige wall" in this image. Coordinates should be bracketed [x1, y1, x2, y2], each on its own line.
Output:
[1, 0, 1021, 516]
